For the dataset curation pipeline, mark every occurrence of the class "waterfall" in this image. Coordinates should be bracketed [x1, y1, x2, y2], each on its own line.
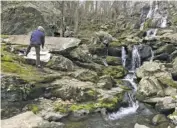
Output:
[140, 22, 144, 31]
[131, 45, 141, 71]
[108, 45, 141, 120]
[161, 16, 167, 28]
[146, 0, 153, 18]
[121, 46, 126, 67]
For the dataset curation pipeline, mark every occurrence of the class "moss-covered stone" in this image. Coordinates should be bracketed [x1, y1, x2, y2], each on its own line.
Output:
[109, 41, 122, 47]
[158, 77, 177, 88]
[0, 34, 9, 39]
[102, 66, 127, 79]
[106, 56, 121, 66]
[54, 103, 70, 114]
[27, 104, 40, 114]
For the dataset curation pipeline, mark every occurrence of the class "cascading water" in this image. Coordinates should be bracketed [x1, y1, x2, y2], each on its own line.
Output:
[108, 45, 141, 120]
[131, 45, 141, 71]
[160, 16, 167, 28]
[146, 0, 153, 18]
[121, 46, 126, 67]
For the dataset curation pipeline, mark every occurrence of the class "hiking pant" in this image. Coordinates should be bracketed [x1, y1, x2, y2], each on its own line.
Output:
[26, 44, 40, 66]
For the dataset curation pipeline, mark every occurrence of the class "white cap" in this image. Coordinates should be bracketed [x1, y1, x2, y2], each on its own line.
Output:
[38, 26, 45, 32]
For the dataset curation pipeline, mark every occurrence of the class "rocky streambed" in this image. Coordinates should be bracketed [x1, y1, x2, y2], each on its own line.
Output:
[1, 1, 177, 128]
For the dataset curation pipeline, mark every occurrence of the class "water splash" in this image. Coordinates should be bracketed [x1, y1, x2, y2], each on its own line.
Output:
[109, 94, 139, 120]
[121, 46, 126, 67]
[161, 16, 167, 28]
[146, 29, 157, 37]
[131, 45, 141, 71]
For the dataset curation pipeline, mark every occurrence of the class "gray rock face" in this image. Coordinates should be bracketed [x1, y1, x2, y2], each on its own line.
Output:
[138, 44, 152, 61]
[97, 75, 113, 89]
[1, 75, 30, 102]
[46, 55, 74, 71]
[51, 77, 97, 102]
[1, 111, 64, 128]
[1, 1, 61, 35]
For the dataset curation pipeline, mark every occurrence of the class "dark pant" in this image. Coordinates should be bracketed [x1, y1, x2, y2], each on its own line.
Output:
[26, 44, 40, 66]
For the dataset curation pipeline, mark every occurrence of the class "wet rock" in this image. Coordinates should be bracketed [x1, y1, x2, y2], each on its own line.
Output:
[134, 123, 149, 128]
[106, 56, 122, 66]
[71, 109, 90, 120]
[138, 44, 152, 61]
[108, 47, 122, 57]
[46, 55, 74, 71]
[97, 75, 114, 89]
[1, 111, 64, 128]
[154, 53, 170, 62]
[152, 114, 168, 125]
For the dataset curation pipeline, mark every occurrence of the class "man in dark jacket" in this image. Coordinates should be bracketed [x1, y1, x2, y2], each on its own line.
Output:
[26, 26, 45, 68]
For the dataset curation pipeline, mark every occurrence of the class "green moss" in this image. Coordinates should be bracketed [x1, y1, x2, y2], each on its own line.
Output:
[109, 41, 122, 47]
[28, 104, 40, 114]
[143, 19, 152, 30]
[158, 77, 177, 88]
[54, 103, 69, 113]
[106, 56, 121, 65]
[0, 35, 9, 39]
[97, 95, 123, 110]
[102, 66, 127, 79]
[69, 103, 95, 112]
[86, 89, 97, 97]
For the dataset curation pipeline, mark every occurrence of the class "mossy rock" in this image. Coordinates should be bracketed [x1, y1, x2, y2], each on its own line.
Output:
[158, 77, 177, 88]
[0, 34, 9, 39]
[109, 41, 122, 47]
[106, 56, 121, 66]
[102, 66, 127, 79]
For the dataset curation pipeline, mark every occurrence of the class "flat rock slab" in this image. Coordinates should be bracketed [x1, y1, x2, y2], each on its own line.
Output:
[23, 49, 51, 63]
[9, 35, 81, 52]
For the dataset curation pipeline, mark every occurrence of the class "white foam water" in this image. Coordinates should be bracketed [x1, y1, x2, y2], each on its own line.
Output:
[161, 16, 167, 28]
[108, 45, 141, 120]
[146, 0, 153, 18]
[121, 46, 126, 67]
[131, 45, 141, 71]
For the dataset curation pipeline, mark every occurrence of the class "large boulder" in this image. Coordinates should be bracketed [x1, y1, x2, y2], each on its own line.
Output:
[46, 55, 74, 71]
[1, 1, 61, 35]
[1, 111, 64, 128]
[51, 77, 97, 102]
[138, 44, 152, 61]
[160, 33, 177, 45]
[136, 76, 164, 101]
